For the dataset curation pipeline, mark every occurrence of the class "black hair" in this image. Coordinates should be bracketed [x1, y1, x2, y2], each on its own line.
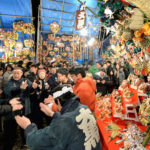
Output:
[52, 84, 75, 106]
[6, 64, 13, 71]
[26, 62, 33, 70]
[69, 65, 85, 78]
[30, 64, 37, 68]
[57, 68, 68, 77]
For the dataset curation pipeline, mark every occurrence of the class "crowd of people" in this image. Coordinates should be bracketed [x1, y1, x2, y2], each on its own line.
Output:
[0, 58, 133, 150]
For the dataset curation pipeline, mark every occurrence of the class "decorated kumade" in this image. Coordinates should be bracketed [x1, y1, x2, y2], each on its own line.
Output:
[4, 39, 16, 49]
[29, 51, 35, 58]
[61, 52, 67, 57]
[61, 35, 68, 41]
[54, 36, 61, 43]
[22, 48, 30, 55]
[65, 46, 70, 52]
[54, 47, 59, 52]
[117, 123, 146, 150]
[0, 29, 6, 40]
[68, 52, 73, 58]
[50, 22, 60, 34]
[97, 95, 112, 120]
[47, 44, 53, 51]
[23, 23, 35, 34]
[49, 51, 55, 56]
[13, 20, 24, 32]
[15, 41, 23, 50]
[58, 43, 64, 48]
[24, 39, 34, 48]
[48, 34, 55, 41]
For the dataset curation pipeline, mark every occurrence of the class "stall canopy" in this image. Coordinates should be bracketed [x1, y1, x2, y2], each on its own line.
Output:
[40, 0, 101, 36]
[0, 0, 33, 40]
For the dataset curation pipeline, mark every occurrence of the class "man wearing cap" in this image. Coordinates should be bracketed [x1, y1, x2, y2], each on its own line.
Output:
[94, 68, 110, 96]
[15, 84, 102, 150]
[2, 67, 34, 150]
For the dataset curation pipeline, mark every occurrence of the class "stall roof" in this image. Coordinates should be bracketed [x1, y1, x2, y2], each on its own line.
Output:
[0, 0, 33, 40]
[41, 0, 101, 37]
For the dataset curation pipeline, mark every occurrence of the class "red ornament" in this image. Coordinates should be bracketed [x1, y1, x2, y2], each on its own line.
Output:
[146, 45, 150, 52]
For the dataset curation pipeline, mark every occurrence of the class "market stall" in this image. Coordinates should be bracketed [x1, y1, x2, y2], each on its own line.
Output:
[36, 0, 110, 64]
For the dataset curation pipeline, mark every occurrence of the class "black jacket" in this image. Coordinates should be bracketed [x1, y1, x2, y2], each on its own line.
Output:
[0, 104, 11, 115]
[94, 73, 110, 96]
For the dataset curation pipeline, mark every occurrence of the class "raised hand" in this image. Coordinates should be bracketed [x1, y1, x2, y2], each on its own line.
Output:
[40, 103, 54, 117]
[15, 116, 31, 130]
[32, 80, 38, 89]
[20, 80, 28, 90]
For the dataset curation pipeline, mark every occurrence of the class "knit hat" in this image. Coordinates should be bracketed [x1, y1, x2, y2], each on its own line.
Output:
[38, 69, 46, 74]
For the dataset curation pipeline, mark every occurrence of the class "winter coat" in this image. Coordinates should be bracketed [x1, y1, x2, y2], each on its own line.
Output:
[88, 65, 99, 76]
[3, 77, 33, 118]
[48, 74, 59, 90]
[0, 104, 11, 115]
[3, 71, 12, 82]
[25, 97, 102, 150]
[94, 73, 110, 96]
[26, 72, 37, 83]
[115, 69, 125, 87]
[73, 77, 96, 112]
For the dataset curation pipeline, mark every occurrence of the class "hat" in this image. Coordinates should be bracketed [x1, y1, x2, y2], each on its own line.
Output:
[99, 68, 106, 73]
[38, 69, 46, 74]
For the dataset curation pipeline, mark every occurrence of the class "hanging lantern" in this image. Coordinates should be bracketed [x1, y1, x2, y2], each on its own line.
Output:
[65, 46, 70, 52]
[54, 47, 59, 52]
[49, 51, 55, 56]
[4, 39, 16, 49]
[15, 41, 23, 50]
[23, 23, 35, 34]
[61, 35, 67, 41]
[58, 43, 64, 48]
[61, 52, 67, 57]
[48, 34, 55, 41]
[0, 29, 6, 40]
[54, 36, 61, 43]
[13, 20, 24, 32]
[24, 39, 34, 48]
[50, 21, 60, 34]
[47, 44, 53, 51]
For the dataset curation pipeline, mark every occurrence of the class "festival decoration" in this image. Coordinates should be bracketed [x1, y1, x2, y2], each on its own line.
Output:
[54, 36, 61, 43]
[50, 22, 60, 34]
[13, 20, 24, 32]
[97, 95, 112, 120]
[0, 29, 6, 40]
[65, 46, 70, 52]
[15, 41, 23, 50]
[23, 23, 35, 34]
[54, 47, 59, 52]
[49, 51, 55, 56]
[47, 44, 53, 51]
[4, 39, 16, 49]
[61, 35, 68, 41]
[48, 34, 55, 40]
[24, 39, 34, 48]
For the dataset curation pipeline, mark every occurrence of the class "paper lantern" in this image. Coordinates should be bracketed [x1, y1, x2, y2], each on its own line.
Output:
[50, 22, 60, 34]
[15, 41, 23, 50]
[13, 20, 24, 32]
[23, 23, 35, 34]
[54, 47, 59, 52]
[0, 29, 6, 40]
[24, 39, 34, 48]
[47, 44, 53, 51]
[48, 34, 55, 41]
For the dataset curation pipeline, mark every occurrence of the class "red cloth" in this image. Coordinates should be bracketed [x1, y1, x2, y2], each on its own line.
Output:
[73, 77, 96, 112]
[95, 102, 150, 150]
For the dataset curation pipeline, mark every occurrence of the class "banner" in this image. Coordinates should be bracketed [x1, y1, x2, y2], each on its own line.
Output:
[76, 9, 86, 30]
